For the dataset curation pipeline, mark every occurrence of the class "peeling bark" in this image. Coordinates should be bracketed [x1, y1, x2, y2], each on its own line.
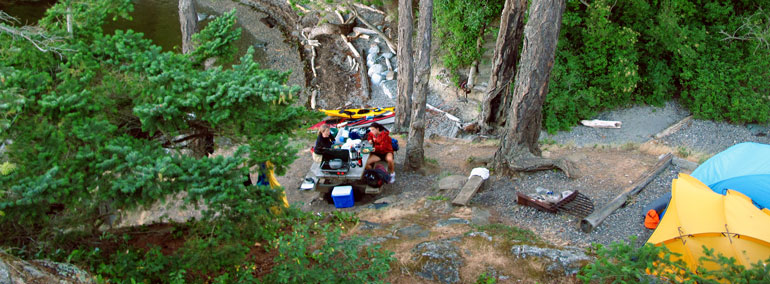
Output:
[494, 0, 570, 177]
[478, 0, 527, 133]
[394, 0, 414, 134]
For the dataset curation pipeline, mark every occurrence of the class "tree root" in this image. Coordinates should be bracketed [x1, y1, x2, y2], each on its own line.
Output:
[497, 150, 581, 178]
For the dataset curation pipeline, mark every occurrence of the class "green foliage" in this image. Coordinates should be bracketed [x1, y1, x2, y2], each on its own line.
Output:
[266, 222, 394, 283]
[38, 0, 134, 39]
[191, 9, 241, 65]
[331, 210, 360, 224]
[475, 272, 497, 284]
[433, 0, 504, 84]
[544, 0, 770, 132]
[0, 0, 308, 257]
[579, 237, 770, 283]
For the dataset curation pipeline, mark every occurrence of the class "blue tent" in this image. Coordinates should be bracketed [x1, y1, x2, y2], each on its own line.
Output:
[643, 142, 770, 216]
[691, 142, 770, 210]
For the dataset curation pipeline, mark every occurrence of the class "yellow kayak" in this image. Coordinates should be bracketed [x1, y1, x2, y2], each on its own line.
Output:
[319, 107, 395, 119]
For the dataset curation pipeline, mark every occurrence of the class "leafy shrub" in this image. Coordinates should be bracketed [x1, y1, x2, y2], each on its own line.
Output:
[264, 220, 394, 283]
[579, 237, 770, 283]
[433, 0, 504, 84]
[544, 0, 770, 132]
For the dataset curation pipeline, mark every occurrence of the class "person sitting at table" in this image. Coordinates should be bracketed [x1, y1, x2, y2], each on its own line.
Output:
[365, 122, 395, 183]
[313, 124, 334, 163]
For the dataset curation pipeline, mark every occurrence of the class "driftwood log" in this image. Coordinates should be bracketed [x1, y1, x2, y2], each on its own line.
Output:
[348, 3, 397, 53]
[303, 22, 356, 41]
[580, 153, 673, 233]
[355, 45, 371, 99]
[653, 116, 692, 139]
[580, 119, 622, 129]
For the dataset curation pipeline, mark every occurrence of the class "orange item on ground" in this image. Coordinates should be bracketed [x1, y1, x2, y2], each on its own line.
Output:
[644, 209, 660, 229]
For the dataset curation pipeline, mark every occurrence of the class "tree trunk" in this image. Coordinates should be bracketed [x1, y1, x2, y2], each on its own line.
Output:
[493, 0, 575, 177]
[394, 0, 414, 134]
[406, 0, 433, 170]
[478, 0, 527, 133]
[179, 0, 198, 54]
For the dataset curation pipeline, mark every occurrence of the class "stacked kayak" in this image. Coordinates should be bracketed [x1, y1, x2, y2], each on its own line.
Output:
[319, 107, 395, 119]
[310, 107, 395, 130]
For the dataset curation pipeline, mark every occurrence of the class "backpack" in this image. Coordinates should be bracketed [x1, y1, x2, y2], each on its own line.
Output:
[391, 138, 399, 151]
[364, 168, 389, 188]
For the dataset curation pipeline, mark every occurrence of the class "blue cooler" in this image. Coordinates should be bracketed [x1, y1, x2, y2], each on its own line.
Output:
[331, 185, 354, 208]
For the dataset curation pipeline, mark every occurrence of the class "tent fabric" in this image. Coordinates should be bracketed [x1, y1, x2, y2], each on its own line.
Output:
[691, 142, 770, 184]
[708, 174, 770, 209]
[690, 142, 770, 209]
[647, 174, 770, 273]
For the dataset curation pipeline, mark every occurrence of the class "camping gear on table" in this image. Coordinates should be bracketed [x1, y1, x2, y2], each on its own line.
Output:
[319, 107, 395, 119]
[320, 149, 350, 175]
[331, 185, 354, 208]
[647, 173, 770, 274]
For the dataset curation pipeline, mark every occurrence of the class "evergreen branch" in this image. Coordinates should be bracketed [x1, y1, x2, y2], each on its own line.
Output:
[0, 12, 71, 56]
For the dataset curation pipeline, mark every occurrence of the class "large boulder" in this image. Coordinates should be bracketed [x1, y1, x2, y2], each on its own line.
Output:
[411, 240, 464, 283]
[0, 252, 94, 283]
[510, 245, 593, 276]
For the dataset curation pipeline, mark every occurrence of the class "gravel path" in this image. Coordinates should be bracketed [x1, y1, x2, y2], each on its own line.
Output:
[660, 119, 770, 155]
[539, 101, 691, 147]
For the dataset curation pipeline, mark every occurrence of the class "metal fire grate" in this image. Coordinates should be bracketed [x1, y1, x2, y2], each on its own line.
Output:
[516, 190, 594, 219]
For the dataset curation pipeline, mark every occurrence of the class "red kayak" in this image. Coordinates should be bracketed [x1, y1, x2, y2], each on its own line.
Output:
[309, 112, 395, 130]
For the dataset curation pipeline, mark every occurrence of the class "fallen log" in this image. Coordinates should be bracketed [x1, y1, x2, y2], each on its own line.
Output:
[580, 153, 673, 233]
[580, 119, 622, 129]
[355, 45, 371, 99]
[353, 27, 378, 35]
[653, 116, 692, 139]
[353, 2, 385, 15]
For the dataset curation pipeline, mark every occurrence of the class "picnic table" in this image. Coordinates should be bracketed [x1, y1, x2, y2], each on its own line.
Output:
[308, 142, 383, 195]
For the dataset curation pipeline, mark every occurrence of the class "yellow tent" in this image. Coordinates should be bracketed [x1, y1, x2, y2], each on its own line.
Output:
[647, 174, 770, 273]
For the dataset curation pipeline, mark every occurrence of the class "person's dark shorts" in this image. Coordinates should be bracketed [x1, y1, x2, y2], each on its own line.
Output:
[371, 152, 392, 161]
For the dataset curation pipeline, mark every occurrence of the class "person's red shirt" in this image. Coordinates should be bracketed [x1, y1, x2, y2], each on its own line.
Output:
[366, 130, 393, 153]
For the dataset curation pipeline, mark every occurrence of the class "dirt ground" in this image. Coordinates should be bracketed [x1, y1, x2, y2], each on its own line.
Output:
[279, 135, 661, 214]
